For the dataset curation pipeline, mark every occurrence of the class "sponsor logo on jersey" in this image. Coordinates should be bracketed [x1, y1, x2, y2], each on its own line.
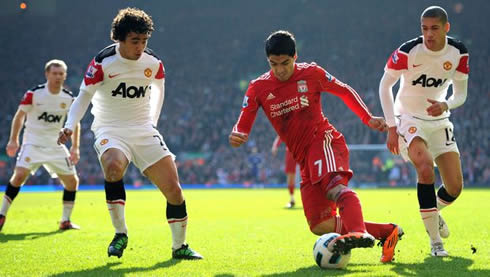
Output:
[412, 64, 422, 68]
[391, 51, 399, 64]
[408, 126, 417, 134]
[266, 93, 276, 101]
[242, 96, 249, 108]
[300, 95, 309, 107]
[38, 112, 63, 123]
[443, 61, 452, 70]
[86, 65, 97, 78]
[270, 97, 300, 118]
[100, 139, 109, 146]
[144, 68, 152, 78]
[412, 74, 447, 88]
[112, 83, 149, 98]
[297, 80, 308, 93]
[60, 102, 67, 109]
[25, 157, 31, 162]
[108, 73, 121, 78]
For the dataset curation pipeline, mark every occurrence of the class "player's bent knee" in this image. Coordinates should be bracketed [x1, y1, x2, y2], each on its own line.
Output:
[310, 219, 335, 235]
[446, 183, 463, 198]
[416, 163, 434, 183]
[326, 184, 349, 202]
[103, 162, 126, 182]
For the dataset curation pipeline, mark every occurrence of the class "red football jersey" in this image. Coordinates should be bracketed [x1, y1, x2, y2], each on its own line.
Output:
[233, 62, 372, 164]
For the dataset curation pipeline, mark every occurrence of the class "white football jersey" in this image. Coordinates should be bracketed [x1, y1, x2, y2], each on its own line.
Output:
[19, 83, 73, 147]
[80, 43, 165, 130]
[384, 36, 469, 120]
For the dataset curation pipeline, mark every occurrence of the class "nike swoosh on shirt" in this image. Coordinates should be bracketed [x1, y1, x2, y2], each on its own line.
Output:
[108, 73, 121, 78]
[412, 64, 422, 68]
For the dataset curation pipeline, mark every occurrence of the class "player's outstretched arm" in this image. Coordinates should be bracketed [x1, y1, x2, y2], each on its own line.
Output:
[69, 123, 81, 164]
[229, 131, 248, 148]
[367, 117, 388, 132]
[6, 108, 26, 157]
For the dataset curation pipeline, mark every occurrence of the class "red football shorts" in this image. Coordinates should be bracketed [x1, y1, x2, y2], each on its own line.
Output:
[299, 129, 353, 230]
[284, 148, 296, 174]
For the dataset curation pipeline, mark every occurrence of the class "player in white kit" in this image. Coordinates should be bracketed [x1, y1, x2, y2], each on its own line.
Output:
[0, 60, 81, 232]
[379, 6, 469, 257]
[57, 8, 202, 259]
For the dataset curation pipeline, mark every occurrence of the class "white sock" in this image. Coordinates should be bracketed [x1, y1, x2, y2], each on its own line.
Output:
[290, 194, 295, 203]
[107, 200, 128, 234]
[420, 209, 442, 244]
[168, 216, 187, 249]
[61, 201, 74, 222]
[437, 198, 451, 211]
[1, 195, 13, 216]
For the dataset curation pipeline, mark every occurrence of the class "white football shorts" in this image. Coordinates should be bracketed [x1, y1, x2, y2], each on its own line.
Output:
[396, 114, 460, 162]
[16, 144, 76, 178]
[93, 125, 175, 174]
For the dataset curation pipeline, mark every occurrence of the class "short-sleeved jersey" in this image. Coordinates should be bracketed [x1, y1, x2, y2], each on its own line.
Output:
[233, 62, 372, 164]
[384, 36, 469, 120]
[81, 43, 165, 130]
[19, 84, 74, 147]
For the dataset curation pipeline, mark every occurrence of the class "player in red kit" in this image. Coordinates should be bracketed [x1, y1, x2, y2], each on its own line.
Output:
[272, 135, 298, 208]
[230, 31, 403, 263]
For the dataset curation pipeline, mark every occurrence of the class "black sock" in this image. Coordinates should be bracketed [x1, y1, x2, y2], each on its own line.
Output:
[104, 179, 126, 201]
[437, 185, 457, 204]
[166, 201, 187, 220]
[417, 183, 436, 209]
[63, 189, 76, 202]
[5, 183, 21, 201]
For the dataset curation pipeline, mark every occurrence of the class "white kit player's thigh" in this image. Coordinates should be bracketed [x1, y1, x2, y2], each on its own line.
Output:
[42, 145, 77, 177]
[15, 144, 42, 174]
[93, 134, 133, 164]
[427, 119, 460, 159]
[396, 115, 428, 162]
[130, 128, 175, 173]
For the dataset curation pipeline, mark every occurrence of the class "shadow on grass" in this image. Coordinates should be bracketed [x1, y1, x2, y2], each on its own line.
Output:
[262, 264, 371, 277]
[387, 255, 489, 277]
[47, 258, 181, 277]
[262, 256, 489, 277]
[0, 230, 63, 243]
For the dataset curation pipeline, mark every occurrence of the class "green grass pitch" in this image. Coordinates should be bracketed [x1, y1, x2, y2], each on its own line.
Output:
[0, 188, 489, 276]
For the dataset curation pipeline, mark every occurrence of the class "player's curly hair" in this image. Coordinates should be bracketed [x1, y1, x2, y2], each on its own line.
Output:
[265, 30, 296, 57]
[111, 7, 154, 41]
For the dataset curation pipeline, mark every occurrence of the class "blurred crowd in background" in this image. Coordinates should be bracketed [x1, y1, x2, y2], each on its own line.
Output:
[0, 0, 488, 187]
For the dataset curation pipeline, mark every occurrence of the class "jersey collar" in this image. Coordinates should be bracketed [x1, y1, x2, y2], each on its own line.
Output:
[422, 36, 448, 56]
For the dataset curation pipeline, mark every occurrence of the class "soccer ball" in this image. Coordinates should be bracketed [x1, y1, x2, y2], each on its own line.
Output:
[313, 233, 351, 269]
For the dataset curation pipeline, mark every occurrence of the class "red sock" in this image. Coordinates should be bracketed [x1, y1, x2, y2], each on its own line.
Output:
[364, 222, 395, 240]
[336, 190, 366, 233]
[335, 217, 394, 239]
[288, 185, 294, 195]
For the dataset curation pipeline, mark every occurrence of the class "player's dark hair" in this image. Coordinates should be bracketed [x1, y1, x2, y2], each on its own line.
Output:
[421, 6, 448, 24]
[265, 30, 296, 57]
[111, 7, 154, 42]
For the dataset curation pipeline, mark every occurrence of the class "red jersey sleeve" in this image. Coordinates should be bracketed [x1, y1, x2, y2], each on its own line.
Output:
[456, 55, 469, 74]
[20, 91, 33, 105]
[19, 91, 33, 112]
[385, 49, 408, 71]
[155, 61, 165, 79]
[232, 83, 260, 135]
[316, 66, 372, 125]
[83, 59, 104, 86]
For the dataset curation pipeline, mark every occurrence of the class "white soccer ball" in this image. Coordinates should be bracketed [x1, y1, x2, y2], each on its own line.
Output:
[313, 233, 351, 269]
